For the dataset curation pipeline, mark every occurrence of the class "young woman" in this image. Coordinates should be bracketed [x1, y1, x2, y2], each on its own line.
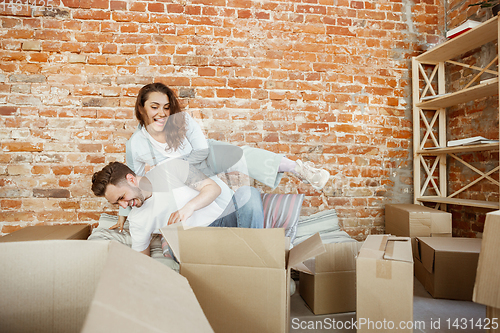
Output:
[114, 82, 330, 229]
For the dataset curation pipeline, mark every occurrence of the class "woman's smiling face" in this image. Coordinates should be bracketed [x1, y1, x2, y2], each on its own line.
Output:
[144, 91, 170, 134]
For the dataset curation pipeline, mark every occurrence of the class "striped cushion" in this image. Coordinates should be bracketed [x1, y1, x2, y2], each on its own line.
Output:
[261, 193, 304, 242]
[293, 209, 352, 245]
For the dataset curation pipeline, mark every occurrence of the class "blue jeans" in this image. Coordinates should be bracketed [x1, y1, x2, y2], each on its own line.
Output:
[208, 186, 264, 229]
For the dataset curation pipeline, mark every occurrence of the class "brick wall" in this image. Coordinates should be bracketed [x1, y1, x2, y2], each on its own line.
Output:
[444, 4, 499, 237]
[0, 0, 444, 239]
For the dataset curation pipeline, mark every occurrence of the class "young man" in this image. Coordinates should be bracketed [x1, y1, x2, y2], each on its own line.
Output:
[91, 160, 264, 256]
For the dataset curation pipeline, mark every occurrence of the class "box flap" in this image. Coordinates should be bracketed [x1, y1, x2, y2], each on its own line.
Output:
[288, 232, 326, 270]
[161, 223, 182, 261]
[383, 237, 413, 263]
[0, 224, 90, 242]
[162, 225, 286, 269]
[390, 204, 448, 215]
[82, 241, 213, 333]
[473, 210, 500, 308]
[418, 236, 482, 253]
[312, 241, 362, 273]
[419, 237, 436, 273]
[0, 240, 108, 333]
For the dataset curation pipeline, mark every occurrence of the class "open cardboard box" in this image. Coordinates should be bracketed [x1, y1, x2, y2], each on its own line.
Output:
[0, 240, 213, 333]
[356, 235, 414, 333]
[299, 241, 363, 315]
[416, 236, 481, 301]
[161, 226, 325, 333]
[474, 210, 500, 332]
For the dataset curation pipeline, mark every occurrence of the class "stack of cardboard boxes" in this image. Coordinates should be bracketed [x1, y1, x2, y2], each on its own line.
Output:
[386, 204, 482, 302]
[0, 206, 492, 332]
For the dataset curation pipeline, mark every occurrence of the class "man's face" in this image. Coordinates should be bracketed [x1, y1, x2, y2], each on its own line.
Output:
[104, 178, 146, 209]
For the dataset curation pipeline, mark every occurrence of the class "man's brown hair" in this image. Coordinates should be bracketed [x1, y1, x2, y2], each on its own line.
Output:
[91, 162, 136, 197]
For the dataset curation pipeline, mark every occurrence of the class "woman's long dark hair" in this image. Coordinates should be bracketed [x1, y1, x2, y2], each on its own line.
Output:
[135, 83, 187, 151]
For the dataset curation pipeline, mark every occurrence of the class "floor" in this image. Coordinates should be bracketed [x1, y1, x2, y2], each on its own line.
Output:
[290, 277, 486, 332]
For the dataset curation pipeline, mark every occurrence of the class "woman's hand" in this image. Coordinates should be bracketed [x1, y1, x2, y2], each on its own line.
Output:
[168, 205, 195, 225]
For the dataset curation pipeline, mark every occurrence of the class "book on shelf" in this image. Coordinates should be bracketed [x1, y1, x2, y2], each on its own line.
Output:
[480, 77, 497, 85]
[447, 136, 499, 147]
[420, 93, 448, 101]
[446, 20, 481, 39]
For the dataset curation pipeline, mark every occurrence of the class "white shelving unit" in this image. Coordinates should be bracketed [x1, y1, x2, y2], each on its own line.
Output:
[412, 16, 500, 210]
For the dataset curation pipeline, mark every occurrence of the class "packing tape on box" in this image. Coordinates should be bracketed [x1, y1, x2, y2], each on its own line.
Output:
[376, 259, 392, 280]
[379, 235, 389, 251]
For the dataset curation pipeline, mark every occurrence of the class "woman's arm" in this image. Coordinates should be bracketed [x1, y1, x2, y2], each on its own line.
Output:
[182, 113, 210, 165]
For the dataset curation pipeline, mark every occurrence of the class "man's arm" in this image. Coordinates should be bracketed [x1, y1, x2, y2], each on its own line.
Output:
[167, 165, 221, 225]
[140, 245, 151, 256]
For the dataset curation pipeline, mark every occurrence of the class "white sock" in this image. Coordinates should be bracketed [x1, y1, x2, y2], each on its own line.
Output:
[278, 157, 298, 174]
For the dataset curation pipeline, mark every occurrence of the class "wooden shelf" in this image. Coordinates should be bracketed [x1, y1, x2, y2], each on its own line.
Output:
[417, 196, 500, 209]
[416, 16, 498, 64]
[413, 17, 499, 211]
[417, 78, 499, 109]
[417, 143, 500, 155]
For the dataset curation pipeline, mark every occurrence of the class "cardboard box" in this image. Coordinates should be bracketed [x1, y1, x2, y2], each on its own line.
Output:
[413, 254, 428, 289]
[486, 307, 500, 333]
[474, 210, 500, 332]
[0, 240, 214, 333]
[385, 204, 452, 261]
[416, 236, 481, 301]
[0, 224, 91, 242]
[356, 235, 413, 333]
[385, 204, 452, 238]
[161, 226, 325, 333]
[299, 241, 363, 315]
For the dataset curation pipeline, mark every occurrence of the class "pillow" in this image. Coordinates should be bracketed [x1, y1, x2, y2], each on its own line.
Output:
[316, 230, 354, 244]
[293, 209, 344, 245]
[261, 193, 304, 243]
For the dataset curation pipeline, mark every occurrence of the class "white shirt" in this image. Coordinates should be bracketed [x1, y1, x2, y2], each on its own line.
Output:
[127, 158, 225, 252]
[127, 112, 208, 177]
[122, 112, 232, 216]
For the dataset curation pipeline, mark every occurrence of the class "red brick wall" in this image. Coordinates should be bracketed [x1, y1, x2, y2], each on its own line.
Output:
[0, 0, 444, 239]
[444, 4, 499, 237]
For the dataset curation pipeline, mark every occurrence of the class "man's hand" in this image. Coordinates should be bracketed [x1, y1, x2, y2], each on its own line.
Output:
[168, 204, 195, 225]
[109, 215, 126, 232]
